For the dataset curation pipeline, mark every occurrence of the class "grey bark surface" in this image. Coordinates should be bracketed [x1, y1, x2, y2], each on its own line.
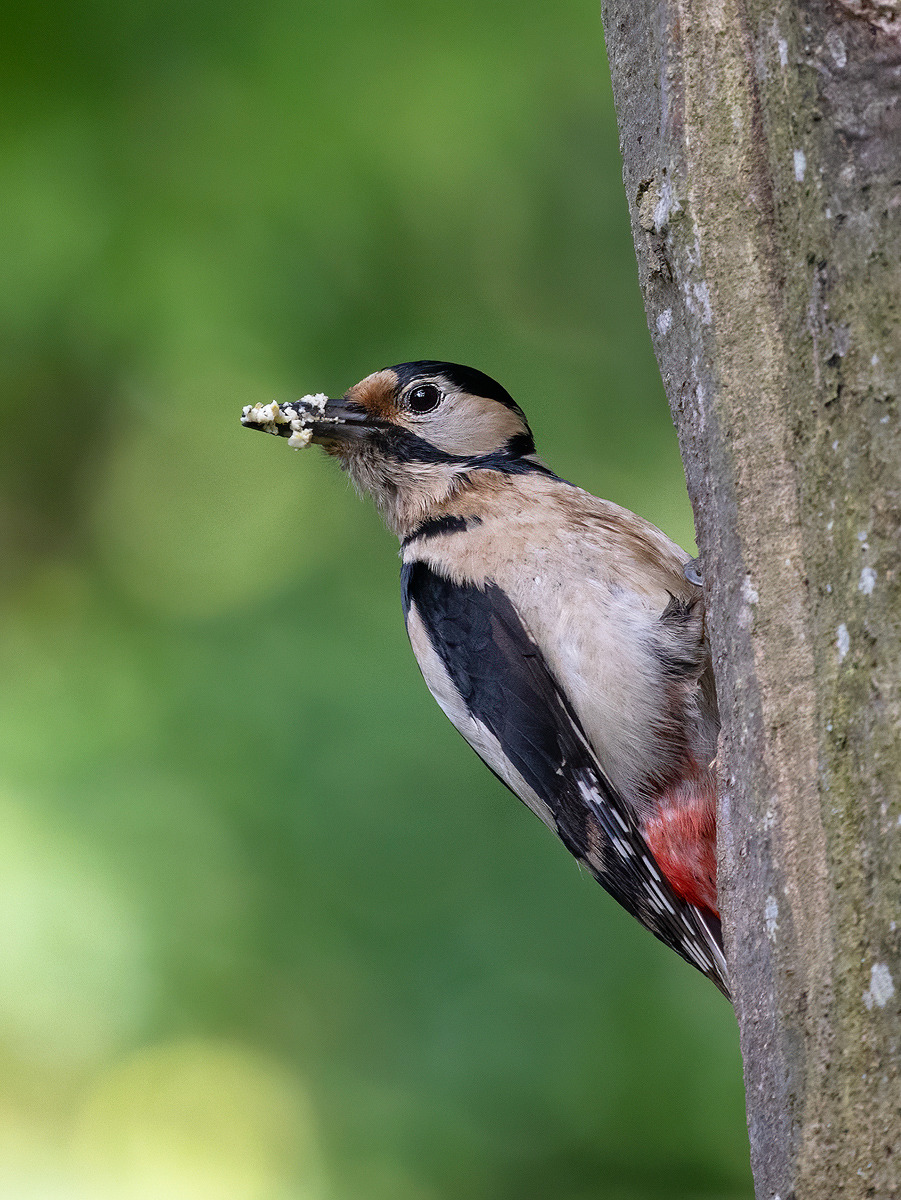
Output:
[599, 1, 901, 1196]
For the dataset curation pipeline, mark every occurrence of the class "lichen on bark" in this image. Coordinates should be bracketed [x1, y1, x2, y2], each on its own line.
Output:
[600, 1, 901, 1196]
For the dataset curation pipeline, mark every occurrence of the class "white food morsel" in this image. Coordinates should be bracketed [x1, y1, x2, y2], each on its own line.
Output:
[241, 393, 330, 450]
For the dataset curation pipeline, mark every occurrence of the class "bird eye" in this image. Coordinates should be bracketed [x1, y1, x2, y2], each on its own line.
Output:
[406, 384, 442, 414]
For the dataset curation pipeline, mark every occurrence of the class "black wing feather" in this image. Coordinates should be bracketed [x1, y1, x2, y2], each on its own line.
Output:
[403, 560, 729, 996]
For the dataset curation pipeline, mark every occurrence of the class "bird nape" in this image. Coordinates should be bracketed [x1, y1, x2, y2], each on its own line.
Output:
[241, 361, 729, 997]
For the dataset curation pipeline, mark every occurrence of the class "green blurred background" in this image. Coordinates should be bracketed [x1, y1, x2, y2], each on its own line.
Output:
[0, 1, 752, 1197]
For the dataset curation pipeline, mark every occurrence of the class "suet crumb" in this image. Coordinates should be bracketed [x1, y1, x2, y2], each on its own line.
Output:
[240, 393, 329, 450]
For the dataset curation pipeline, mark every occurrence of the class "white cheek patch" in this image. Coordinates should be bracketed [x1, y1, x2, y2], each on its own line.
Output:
[417, 392, 525, 458]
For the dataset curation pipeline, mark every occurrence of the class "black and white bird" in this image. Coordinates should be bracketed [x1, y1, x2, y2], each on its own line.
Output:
[242, 361, 729, 996]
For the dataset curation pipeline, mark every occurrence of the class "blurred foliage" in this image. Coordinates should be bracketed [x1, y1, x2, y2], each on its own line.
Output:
[0, 1, 752, 1197]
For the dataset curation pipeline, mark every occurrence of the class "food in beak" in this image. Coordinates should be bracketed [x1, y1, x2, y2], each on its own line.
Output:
[240, 393, 329, 450]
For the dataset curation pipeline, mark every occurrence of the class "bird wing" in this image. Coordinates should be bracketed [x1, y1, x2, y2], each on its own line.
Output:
[402, 559, 729, 996]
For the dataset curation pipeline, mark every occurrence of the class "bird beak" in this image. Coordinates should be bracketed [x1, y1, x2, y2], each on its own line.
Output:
[240, 395, 379, 447]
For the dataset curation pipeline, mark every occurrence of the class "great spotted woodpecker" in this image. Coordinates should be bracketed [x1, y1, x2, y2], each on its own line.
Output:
[242, 361, 728, 996]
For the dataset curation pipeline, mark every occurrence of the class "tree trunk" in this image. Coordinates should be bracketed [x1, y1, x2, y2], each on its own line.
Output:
[599, 1, 901, 1196]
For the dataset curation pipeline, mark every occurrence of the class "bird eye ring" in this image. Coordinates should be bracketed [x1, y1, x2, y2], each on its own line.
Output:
[406, 384, 443, 414]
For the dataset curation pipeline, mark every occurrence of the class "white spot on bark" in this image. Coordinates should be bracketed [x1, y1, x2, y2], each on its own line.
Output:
[836, 624, 850, 661]
[738, 575, 760, 630]
[832, 439, 839, 451]
[858, 567, 876, 595]
[691, 278, 710, 321]
[825, 28, 847, 68]
[777, 38, 788, 67]
[652, 177, 680, 231]
[692, 380, 707, 429]
[765, 896, 779, 939]
[833, 324, 851, 357]
[793, 150, 807, 182]
[857, 530, 868, 542]
[871, 353, 880, 366]
[656, 308, 672, 335]
[863, 963, 895, 1010]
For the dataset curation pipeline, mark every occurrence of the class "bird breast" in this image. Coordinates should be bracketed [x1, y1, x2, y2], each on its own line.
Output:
[404, 474, 706, 814]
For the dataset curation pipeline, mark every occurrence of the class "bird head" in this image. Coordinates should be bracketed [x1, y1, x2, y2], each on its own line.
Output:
[242, 361, 544, 535]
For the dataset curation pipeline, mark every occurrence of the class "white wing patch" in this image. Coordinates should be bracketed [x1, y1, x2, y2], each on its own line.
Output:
[405, 600, 556, 831]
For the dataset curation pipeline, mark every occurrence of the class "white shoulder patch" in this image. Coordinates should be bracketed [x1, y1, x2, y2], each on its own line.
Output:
[405, 600, 556, 831]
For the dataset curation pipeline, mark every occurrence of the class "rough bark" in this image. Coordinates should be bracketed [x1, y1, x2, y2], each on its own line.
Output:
[599, 1, 901, 1196]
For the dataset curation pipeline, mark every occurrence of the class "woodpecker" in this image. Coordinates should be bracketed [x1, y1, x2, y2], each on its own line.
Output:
[241, 361, 729, 996]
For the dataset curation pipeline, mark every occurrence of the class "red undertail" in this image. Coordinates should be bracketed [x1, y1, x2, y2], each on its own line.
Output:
[642, 769, 718, 915]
